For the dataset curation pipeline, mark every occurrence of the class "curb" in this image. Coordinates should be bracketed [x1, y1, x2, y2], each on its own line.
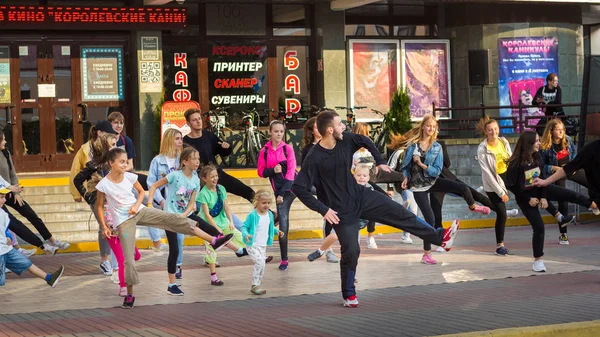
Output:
[433, 320, 600, 337]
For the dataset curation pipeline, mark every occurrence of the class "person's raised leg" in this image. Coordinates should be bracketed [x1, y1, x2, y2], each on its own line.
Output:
[217, 168, 255, 203]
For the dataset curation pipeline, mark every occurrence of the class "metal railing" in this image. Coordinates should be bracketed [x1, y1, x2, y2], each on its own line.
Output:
[432, 102, 582, 136]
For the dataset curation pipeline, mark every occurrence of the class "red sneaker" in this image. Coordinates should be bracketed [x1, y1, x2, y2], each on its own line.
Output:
[343, 295, 359, 308]
[441, 219, 460, 252]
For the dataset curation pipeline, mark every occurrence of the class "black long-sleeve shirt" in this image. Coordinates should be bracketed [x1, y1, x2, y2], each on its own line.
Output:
[184, 132, 232, 166]
[505, 153, 547, 204]
[563, 140, 600, 202]
[292, 132, 385, 216]
[301, 143, 314, 166]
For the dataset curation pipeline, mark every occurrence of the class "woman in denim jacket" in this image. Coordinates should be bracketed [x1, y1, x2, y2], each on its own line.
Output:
[540, 119, 588, 245]
[401, 115, 462, 265]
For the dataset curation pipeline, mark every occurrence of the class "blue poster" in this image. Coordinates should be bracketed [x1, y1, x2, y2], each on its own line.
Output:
[497, 37, 558, 132]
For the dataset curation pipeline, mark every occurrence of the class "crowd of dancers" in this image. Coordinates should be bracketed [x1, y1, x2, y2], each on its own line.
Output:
[1, 108, 599, 310]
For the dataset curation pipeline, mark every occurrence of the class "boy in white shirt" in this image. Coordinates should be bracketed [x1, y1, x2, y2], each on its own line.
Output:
[0, 187, 64, 287]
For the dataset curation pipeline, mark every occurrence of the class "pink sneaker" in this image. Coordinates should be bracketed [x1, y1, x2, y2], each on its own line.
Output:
[471, 205, 491, 215]
[134, 248, 141, 261]
[441, 219, 460, 252]
[421, 254, 437, 265]
[119, 287, 127, 297]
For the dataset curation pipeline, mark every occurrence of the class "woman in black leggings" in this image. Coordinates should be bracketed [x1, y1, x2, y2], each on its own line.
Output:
[401, 115, 480, 264]
[505, 131, 599, 273]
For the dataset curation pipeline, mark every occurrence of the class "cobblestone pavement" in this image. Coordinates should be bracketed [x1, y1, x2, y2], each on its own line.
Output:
[2, 222, 600, 336]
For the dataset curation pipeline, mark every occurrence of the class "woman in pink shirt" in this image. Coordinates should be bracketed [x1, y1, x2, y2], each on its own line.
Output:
[257, 120, 297, 271]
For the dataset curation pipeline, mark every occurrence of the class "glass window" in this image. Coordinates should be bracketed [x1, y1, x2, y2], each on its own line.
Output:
[272, 5, 310, 36]
[345, 25, 389, 37]
[82, 106, 123, 143]
[21, 108, 40, 155]
[53, 45, 72, 101]
[55, 107, 74, 154]
[277, 46, 310, 122]
[394, 25, 430, 36]
[206, 4, 266, 36]
[19, 45, 38, 102]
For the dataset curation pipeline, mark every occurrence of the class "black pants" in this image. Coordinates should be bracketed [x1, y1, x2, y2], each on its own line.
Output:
[553, 170, 588, 234]
[5, 206, 45, 248]
[276, 191, 296, 261]
[431, 178, 495, 230]
[486, 192, 508, 243]
[366, 220, 376, 233]
[217, 168, 255, 203]
[336, 188, 443, 299]
[165, 230, 179, 274]
[414, 178, 475, 251]
[5, 193, 52, 241]
[517, 183, 593, 258]
[189, 213, 221, 236]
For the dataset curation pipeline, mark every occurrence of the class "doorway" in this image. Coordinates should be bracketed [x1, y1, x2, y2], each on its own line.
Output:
[0, 34, 129, 172]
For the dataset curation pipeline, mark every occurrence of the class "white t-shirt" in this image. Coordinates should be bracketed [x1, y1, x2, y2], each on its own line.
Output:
[0, 208, 13, 255]
[166, 157, 178, 173]
[352, 148, 375, 170]
[96, 172, 144, 227]
[0, 176, 10, 189]
[254, 213, 270, 246]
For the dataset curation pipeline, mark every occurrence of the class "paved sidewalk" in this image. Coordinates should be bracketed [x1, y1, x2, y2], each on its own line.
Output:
[2, 222, 600, 336]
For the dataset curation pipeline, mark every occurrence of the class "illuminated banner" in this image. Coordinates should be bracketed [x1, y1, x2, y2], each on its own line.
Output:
[498, 36, 558, 132]
[161, 100, 199, 138]
[208, 41, 268, 109]
[0, 47, 9, 104]
[81, 47, 124, 101]
[164, 47, 198, 103]
[0, 5, 186, 30]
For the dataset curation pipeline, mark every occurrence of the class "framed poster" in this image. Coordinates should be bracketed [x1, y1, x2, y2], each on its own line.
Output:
[81, 47, 124, 101]
[348, 39, 400, 121]
[401, 40, 451, 120]
[0, 46, 10, 104]
[498, 36, 558, 132]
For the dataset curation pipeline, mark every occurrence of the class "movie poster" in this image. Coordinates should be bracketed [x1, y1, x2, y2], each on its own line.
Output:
[401, 40, 451, 120]
[498, 36, 558, 132]
[348, 40, 399, 120]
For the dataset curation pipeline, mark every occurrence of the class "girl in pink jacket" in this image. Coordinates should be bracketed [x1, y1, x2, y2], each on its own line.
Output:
[257, 120, 297, 271]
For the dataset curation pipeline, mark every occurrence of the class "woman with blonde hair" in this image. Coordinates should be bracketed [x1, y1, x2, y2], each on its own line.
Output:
[401, 114, 480, 264]
[540, 119, 587, 244]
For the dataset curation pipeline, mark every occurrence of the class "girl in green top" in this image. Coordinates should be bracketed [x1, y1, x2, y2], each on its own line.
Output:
[197, 165, 246, 286]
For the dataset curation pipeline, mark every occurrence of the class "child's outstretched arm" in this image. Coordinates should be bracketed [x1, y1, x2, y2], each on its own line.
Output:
[147, 177, 168, 208]
[95, 192, 111, 239]
[182, 190, 197, 218]
[201, 203, 221, 232]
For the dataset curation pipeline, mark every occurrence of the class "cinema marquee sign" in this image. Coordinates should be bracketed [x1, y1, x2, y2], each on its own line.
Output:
[0, 5, 186, 30]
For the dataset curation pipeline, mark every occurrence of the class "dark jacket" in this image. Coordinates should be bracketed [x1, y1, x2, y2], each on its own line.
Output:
[73, 162, 108, 206]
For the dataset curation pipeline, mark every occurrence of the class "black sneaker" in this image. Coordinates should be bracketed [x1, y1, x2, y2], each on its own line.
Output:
[175, 266, 182, 279]
[211, 233, 234, 251]
[559, 215, 575, 228]
[167, 284, 184, 296]
[307, 250, 323, 262]
[235, 248, 249, 257]
[122, 295, 135, 309]
[265, 255, 273, 263]
[495, 246, 513, 256]
[47, 265, 65, 288]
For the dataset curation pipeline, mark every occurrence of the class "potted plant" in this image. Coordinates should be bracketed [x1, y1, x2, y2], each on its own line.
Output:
[386, 87, 413, 141]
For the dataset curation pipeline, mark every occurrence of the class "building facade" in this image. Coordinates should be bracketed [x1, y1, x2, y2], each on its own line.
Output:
[0, 0, 594, 171]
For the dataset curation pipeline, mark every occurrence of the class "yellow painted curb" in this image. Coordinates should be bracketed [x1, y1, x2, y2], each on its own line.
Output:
[433, 320, 600, 337]
[19, 169, 260, 187]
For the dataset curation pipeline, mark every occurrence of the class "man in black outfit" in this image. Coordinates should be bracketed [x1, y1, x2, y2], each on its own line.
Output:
[292, 110, 459, 308]
[183, 108, 255, 203]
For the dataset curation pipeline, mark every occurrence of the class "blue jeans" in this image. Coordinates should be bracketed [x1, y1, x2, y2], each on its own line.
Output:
[176, 233, 184, 266]
[0, 249, 33, 286]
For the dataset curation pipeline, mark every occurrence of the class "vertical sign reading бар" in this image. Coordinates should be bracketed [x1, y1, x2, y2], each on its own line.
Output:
[81, 47, 124, 101]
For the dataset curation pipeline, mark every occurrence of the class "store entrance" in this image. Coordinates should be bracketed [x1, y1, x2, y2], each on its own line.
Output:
[0, 34, 129, 172]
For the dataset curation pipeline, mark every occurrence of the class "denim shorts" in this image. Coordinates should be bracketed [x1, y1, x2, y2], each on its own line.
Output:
[0, 249, 33, 286]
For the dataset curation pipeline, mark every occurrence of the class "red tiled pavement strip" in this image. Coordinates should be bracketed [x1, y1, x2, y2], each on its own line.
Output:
[1, 223, 600, 336]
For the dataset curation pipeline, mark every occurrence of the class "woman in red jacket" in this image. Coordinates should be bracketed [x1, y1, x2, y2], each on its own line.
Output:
[257, 120, 297, 271]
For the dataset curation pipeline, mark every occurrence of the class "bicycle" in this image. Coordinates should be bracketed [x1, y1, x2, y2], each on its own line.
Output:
[240, 108, 267, 167]
[335, 106, 366, 130]
[370, 109, 390, 158]
[203, 106, 230, 140]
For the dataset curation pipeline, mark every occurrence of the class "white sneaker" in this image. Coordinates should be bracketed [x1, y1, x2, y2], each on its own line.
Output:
[153, 243, 169, 253]
[325, 250, 339, 263]
[50, 239, 70, 250]
[111, 271, 120, 284]
[591, 208, 600, 216]
[18, 247, 37, 257]
[99, 261, 113, 276]
[366, 236, 378, 249]
[532, 259, 546, 272]
[400, 233, 413, 244]
[506, 209, 519, 218]
[435, 246, 445, 253]
[43, 244, 58, 255]
[476, 186, 485, 194]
